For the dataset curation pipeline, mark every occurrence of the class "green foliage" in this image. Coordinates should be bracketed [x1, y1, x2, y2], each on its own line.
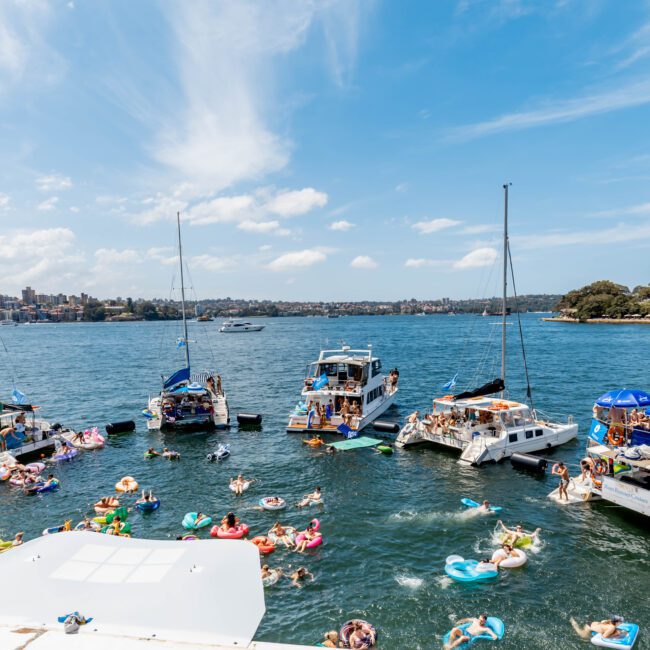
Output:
[557, 281, 650, 320]
[82, 300, 106, 322]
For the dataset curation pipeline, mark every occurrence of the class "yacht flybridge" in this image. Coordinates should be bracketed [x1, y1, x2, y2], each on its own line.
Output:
[287, 346, 398, 434]
[145, 213, 229, 432]
[396, 185, 578, 464]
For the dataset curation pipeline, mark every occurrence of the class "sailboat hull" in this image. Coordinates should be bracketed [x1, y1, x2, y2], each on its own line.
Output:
[146, 394, 229, 432]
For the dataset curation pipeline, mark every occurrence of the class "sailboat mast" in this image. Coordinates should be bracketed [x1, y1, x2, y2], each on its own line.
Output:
[501, 183, 510, 396]
[177, 211, 190, 371]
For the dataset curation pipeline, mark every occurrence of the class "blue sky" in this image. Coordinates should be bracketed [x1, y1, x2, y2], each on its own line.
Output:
[1, 0, 649, 301]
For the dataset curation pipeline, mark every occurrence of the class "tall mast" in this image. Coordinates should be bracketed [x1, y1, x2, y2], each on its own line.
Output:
[501, 183, 510, 396]
[177, 211, 190, 371]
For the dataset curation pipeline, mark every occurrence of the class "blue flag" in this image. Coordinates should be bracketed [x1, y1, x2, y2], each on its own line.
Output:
[311, 373, 329, 391]
[587, 418, 607, 444]
[11, 387, 27, 405]
[337, 423, 357, 439]
[442, 374, 458, 391]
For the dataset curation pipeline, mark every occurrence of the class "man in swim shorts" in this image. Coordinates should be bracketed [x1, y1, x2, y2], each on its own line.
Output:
[552, 462, 570, 501]
[446, 614, 497, 649]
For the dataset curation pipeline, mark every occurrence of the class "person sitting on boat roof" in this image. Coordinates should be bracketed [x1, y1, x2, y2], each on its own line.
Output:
[570, 616, 626, 641]
[206, 376, 216, 395]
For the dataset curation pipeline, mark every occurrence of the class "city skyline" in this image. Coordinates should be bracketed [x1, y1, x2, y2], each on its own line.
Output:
[1, 1, 649, 300]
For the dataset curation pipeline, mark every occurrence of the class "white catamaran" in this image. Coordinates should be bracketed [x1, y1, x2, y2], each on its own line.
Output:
[286, 346, 399, 434]
[145, 213, 229, 432]
[396, 185, 578, 464]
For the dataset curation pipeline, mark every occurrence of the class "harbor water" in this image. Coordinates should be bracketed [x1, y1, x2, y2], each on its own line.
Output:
[1, 315, 649, 649]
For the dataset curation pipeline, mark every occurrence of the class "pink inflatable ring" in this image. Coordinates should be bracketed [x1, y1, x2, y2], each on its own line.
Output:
[211, 523, 250, 539]
[295, 518, 323, 548]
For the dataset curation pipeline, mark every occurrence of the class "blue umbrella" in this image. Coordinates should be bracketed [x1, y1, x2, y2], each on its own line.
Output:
[595, 389, 650, 409]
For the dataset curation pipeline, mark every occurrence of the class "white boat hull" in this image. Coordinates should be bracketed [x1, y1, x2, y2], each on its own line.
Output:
[287, 390, 397, 434]
[146, 394, 229, 432]
[219, 325, 264, 332]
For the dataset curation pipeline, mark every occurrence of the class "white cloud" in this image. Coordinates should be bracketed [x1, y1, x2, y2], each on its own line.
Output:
[265, 188, 328, 217]
[412, 218, 461, 234]
[350, 255, 378, 269]
[185, 195, 255, 226]
[190, 254, 236, 272]
[404, 258, 447, 268]
[0, 193, 9, 209]
[96, 195, 128, 205]
[514, 221, 650, 250]
[462, 224, 498, 234]
[329, 219, 355, 231]
[268, 248, 327, 271]
[592, 202, 650, 218]
[93, 248, 140, 273]
[146, 247, 177, 266]
[0, 227, 83, 288]
[259, 244, 272, 251]
[449, 79, 650, 141]
[37, 196, 59, 211]
[36, 174, 72, 191]
[453, 247, 498, 269]
[134, 193, 188, 225]
[69, 206, 79, 213]
[238, 220, 282, 234]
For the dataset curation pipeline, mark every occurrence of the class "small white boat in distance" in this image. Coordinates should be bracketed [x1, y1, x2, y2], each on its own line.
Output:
[219, 319, 265, 333]
[287, 345, 399, 434]
[396, 395, 577, 465]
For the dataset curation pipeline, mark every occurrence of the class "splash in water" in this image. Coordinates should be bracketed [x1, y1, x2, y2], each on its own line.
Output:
[395, 574, 424, 589]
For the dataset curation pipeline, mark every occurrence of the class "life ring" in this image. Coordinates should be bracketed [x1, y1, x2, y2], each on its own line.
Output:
[340, 620, 377, 648]
[259, 497, 286, 511]
[608, 426, 625, 446]
[593, 459, 609, 476]
[251, 536, 275, 554]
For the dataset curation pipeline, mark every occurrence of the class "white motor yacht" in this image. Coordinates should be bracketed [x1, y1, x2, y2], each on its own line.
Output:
[219, 319, 265, 333]
[287, 345, 398, 434]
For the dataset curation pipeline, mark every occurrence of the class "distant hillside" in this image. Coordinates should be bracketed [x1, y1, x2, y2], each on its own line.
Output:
[555, 280, 650, 321]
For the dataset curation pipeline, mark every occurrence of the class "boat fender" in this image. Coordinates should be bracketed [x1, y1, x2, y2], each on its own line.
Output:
[105, 420, 136, 435]
[237, 413, 262, 426]
[510, 452, 547, 472]
[373, 420, 400, 434]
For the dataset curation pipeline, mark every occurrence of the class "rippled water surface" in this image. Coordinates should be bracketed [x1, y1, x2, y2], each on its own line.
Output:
[1, 315, 649, 649]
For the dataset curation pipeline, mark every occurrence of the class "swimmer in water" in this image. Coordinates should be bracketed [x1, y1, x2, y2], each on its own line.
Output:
[477, 500, 494, 513]
[289, 566, 313, 588]
[320, 630, 342, 648]
[296, 486, 322, 507]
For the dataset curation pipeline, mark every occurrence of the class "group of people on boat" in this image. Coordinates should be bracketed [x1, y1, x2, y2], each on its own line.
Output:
[0, 412, 26, 451]
[407, 406, 504, 436]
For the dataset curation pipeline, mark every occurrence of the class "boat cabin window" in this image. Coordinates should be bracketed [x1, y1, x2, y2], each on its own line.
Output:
[508, 433, 518, 443]
[318, 363, 339, 377]
[525, 430, 533, 439]
[535, 429, 543, 437]
[371, 360, 382, 377]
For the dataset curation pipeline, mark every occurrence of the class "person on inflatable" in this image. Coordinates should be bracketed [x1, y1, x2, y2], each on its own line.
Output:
[496, 520, 541, 545]
[492, 543, 523, 567]
[348, 621, 376, 649]
[270, 522, 295, 548]
[570, 616, 625, 640]
[194, 512, 209, 527]
[43, 474, 58, 490]
[220, 512, 239, 531]
[477, 500, 494, 513]
[136, 489, 156, 506]
[445, 614, 498, 650]
[294, 521, 321, 553]
[146, 447, 161, 457]
[12, 532, 24, 547]
[231, 474, 253, 496]
[296, 486, 322, 507]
